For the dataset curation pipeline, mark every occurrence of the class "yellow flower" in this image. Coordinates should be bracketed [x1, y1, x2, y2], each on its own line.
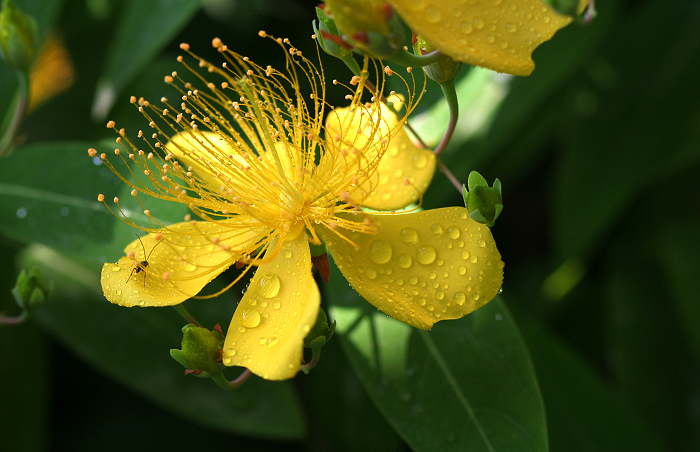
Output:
[325, 0, 583, 76]
[93, 34, 503, 380]
[389, 0, 585, 75]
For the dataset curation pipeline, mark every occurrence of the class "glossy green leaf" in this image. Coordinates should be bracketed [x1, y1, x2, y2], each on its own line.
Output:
[517, 316, 668, 452]
[0, 141, 120, 257]
[22, 244, 307, 439]
[327, 258, 546, 452]
[92, 0, 201, 120]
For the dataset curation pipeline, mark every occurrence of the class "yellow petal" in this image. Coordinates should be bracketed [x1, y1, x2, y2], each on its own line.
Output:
[325, 100, 436, 210]
[101, 219, 261, 307]
[166, 131, 246, 190]
[389, 0, 575, 76]
[318, 207, 503, 330]
[222, 235, 320, 380]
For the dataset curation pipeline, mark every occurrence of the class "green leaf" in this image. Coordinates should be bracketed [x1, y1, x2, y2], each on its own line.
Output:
[23, 244, 307, 439]
[92, 0, 202, 120]
[517, 315, 668, 452]
[0, 141, 121, 257]
[327, 259, 547, 452]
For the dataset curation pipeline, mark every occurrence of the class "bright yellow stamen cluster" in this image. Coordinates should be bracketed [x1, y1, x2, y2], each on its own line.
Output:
[92, 33, 420, 302]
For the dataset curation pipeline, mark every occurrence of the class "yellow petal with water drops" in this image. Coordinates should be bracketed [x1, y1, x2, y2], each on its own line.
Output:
[388, 0, 577, 76]
[318, 207, 503, 330]
[325, 100, 435, 210]
[101, 219, 262, 307]
[222, 235, 321, 380]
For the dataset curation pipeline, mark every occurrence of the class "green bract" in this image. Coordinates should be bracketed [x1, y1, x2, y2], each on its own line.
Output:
[170, 324, 224, 376]
[0, 0, 37, 70]
[462, 171, 503, 228]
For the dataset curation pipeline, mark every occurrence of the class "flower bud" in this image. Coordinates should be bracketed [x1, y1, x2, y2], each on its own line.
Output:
[462, 171, 503, 228]
[11, 267, 51, 310]
[304, 308, 336, 349]
[170, 324, 224, 376]
[0, 0, 37, 70]
[412, 33, 461, 83]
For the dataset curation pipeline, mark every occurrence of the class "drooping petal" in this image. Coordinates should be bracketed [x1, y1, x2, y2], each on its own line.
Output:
[101, 219, 263, 307]
[222, 235, 320, 380]
[325, 100, 436, 210]
[389, 0, 578, 76]
[318, 207, 503, 330]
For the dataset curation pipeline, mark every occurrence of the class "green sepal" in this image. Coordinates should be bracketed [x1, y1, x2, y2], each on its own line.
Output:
[170, 324, 224, 375]
[0, 0, 37, 71]
[462, 171, 503, 228]
[313, 7, 355, 62]
[412, 34, 462, 83]
[12, 266, 51, 310]
[304, 308, 336, 349]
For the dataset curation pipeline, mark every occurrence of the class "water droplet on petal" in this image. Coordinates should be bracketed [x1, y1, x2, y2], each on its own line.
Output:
[369, 240, 392, 264]
[472, 293, 481, 301]
[267, 337, 279, 348]
[425, 5, 441, 23]
[398, 253, 413, 269]
[461, 251, 471, 260]
[460, 21, 473, 34]
[446, 226, 460, 239]
[400, 227, 419, 244]
[366, 267, 377, 279]
[284, 250, 293, 259]
[115, 289, 122, 295]
[454, 292, 466, 305]
[240, 309, 261, 328]
[416, 245, 437, 265]
[111, 265, 121, 272]
[412, 153, 428, 169]
[477, 239, 486, 248]
[183, 261, 196, 272]
[417, 297, 427, 307]
[470, 255, 479, 264]
[259, 273, 281, 298]
[273, 301, 281, 310]
[430, 223, 443, 236]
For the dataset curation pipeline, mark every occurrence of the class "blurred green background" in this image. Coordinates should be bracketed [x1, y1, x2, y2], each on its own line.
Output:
[1, 0, 699, 451]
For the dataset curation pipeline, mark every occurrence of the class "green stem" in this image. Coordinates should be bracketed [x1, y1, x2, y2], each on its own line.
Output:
[211, 368, 252, 391]
[433, 78, 458, 156]
[392, 49, 443, 68]
[172, 305, 202, 327]
[0, 69, 29, 157]
[300, 344, 322, 374]
[437, 159, 463, 194]
[0, 309, 30, 325]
